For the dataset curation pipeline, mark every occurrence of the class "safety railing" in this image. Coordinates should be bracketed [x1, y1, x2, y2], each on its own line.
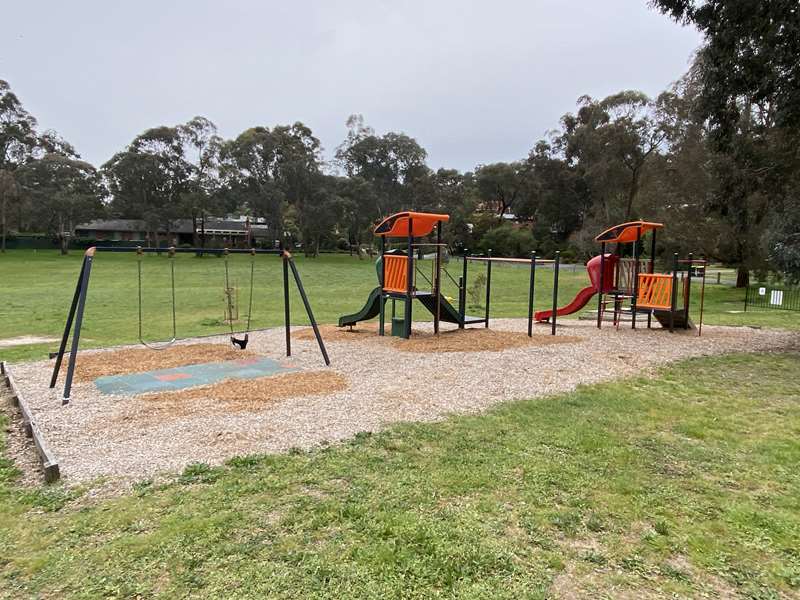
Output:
[745, 284, 800, 312]
[383, 254, 409, 293]
[636, 273, 674, 310]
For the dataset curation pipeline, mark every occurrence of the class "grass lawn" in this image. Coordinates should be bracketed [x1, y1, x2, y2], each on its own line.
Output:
[0, 352, 798, 598]
[1, 250, 797, 363]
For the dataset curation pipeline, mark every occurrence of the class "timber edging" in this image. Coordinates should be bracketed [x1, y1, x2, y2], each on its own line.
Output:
[1, 361, 61, 483]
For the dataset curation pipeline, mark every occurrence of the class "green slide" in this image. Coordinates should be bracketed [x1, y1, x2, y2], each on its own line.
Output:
[415, 292, 485, 325]
[338, 287, 383, 327]
[339, 288, 485, 328]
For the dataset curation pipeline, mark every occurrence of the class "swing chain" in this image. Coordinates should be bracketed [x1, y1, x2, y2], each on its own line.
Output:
[224, 248, 255, 350]
[137, 245, 178, 351]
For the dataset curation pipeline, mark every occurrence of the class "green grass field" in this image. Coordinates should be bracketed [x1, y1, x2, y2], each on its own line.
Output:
[1, 250, 797, 362]
[1, 251, 799, 597]
[1, 353, 798, 598]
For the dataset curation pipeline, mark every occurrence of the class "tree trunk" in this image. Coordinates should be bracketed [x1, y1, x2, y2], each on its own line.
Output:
[736, 266, 750, 288]
[624, 168, 640, 222]
[59, 215, 68, 255]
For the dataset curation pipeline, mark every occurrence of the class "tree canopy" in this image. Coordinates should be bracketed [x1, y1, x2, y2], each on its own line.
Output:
[1, 2, 798, 283]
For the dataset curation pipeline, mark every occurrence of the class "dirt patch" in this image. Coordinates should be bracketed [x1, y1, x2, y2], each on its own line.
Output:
[0, 336, 59, 348]
[116, 371, 349, 422]
[75, 343, 255, 382]
[296, 324, 582, 353]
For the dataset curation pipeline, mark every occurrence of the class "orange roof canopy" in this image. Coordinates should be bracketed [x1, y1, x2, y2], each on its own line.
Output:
[373, 211, 450, 238]
[594, 221, 664, 244]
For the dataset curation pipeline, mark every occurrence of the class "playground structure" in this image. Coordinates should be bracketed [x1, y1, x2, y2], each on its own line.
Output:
[50, 246, 330, 403]
[340, 214, 706, 339]
[535, 220, 707, 334]
[339, 212, 484, 339]
[339, 211, 563, 338]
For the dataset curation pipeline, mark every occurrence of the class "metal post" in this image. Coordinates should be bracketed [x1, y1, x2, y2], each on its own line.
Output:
[597, 243, 606, 328]
[484, 249, 492, 328]
[459, 250, 468, 328]
[287, 257, 330, 365]
[685, 252, 693, 329]
[527, 251, 536, 337]
[551, 251, 560, 336]
[434, 222, 442, 335]
[669, 253, 678, 332]
[698, 258, 707, 337]
[379, 235, 386, 336]
[631, 227, 641, 329]
[62, 248, 95, 403]
[169, 247, 176, 338]
[50, 255, 87, 388]
[648, 229, 656, 329]
[282, 253, 291, 356]
[405, 217, 413, 339]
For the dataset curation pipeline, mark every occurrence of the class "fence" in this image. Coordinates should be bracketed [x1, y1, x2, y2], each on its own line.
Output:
[744, 284, 800, 312]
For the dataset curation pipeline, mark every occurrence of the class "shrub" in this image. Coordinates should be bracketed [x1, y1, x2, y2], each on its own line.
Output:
[478, 223, 536, 257]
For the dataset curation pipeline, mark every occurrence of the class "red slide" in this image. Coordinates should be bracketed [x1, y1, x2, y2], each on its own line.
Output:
[534, 286, 596, 322]
[534, 253, 617, 322]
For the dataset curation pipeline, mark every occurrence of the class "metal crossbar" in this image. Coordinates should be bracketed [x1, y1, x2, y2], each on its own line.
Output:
[49, 246, 330, 402]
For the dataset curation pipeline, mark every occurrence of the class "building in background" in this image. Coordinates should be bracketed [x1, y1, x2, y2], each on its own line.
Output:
[74, 217, 272, 247]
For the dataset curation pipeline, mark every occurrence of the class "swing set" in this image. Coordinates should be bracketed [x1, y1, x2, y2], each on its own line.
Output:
[50, 245, 330, 403]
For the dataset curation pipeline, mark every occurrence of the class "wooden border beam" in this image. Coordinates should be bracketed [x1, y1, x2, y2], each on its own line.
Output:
[1, 362, 61, 483]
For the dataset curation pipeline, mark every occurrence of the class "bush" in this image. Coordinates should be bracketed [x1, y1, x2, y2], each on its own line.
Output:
[766, 203, 800, 284]
[559, 247, 578, 262]
[478, 223, 536, 257]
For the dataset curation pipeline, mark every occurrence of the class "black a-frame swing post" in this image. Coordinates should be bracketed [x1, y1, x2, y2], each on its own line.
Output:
[285, 252, 330, 366]
[50, 247, 95, 404]
[282, 251, 291, 357]
[49, 252, 88, 390]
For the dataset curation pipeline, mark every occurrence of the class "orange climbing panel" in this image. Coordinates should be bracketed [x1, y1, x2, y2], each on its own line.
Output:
[636, 273, 674, 310]
[383, 254, 409, 293]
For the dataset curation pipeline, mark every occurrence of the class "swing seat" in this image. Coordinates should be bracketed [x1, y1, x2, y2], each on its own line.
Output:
[231, 333, 249, 349]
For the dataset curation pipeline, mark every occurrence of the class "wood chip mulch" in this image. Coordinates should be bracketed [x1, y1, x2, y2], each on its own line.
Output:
[391, 328, 582, 353]
[74, 343, 255, 382]
[134, 371, 348, 420]
[294, 323, 424, 341]
[295, 324, 581, 353]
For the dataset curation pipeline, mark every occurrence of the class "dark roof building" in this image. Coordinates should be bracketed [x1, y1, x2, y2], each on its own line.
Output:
[74, 217, 272, 246]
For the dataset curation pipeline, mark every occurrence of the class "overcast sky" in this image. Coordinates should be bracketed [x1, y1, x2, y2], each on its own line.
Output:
[1, 1, 700, 172]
